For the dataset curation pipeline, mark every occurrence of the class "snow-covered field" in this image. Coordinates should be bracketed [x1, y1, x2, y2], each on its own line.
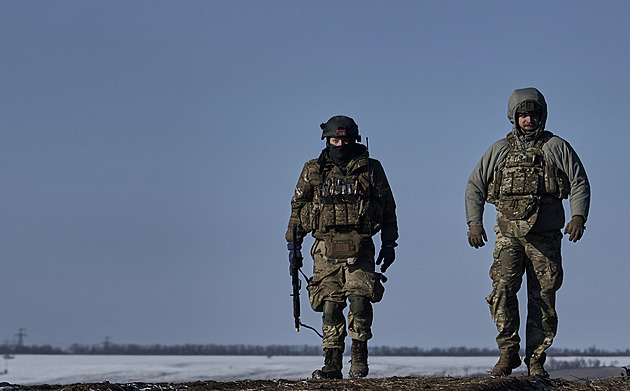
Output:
[0, 355, 627, 385]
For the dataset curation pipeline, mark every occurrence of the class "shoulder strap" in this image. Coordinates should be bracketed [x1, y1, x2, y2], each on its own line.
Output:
[316, 148, 329, 184]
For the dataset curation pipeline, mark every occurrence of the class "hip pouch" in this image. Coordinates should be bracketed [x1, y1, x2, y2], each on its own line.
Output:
[324, 231, 363, 260]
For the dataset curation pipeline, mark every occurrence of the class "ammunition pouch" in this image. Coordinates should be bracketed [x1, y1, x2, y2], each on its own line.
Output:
[490, 166, 568, 204]
[544, 165, 570, 199]
[486, 169, 502, 204]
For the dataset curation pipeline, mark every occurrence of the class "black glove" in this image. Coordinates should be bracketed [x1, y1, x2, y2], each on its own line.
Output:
[376, 241, 397, 273]
[287, 242, 303, 275]
[467, 225, 487, 248]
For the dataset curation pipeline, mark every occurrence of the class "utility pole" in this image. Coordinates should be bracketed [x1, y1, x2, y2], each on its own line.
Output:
[103, 336, 111, 353]
[15, 329, 27, 347]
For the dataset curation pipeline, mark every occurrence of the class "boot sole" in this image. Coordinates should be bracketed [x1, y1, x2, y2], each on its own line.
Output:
[312, 370, 343, 380]
[349, 371, 368, 379]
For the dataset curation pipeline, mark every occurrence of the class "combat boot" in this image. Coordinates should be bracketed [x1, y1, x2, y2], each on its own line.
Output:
[526, 355, 549, 378]
[491, 352, 522, 376]
[312, 348, 343, 379]
[349, 339, 369, 378]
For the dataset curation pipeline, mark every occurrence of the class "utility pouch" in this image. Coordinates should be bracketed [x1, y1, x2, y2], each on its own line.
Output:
[544, 165, 557, 195]
[496, 195, 539, 220]
[324, 231, 362, 260]
[544, 165, 570, 199]
[486, 169, 502, 204]
[369, 274, 385, 303]
[496, 195, 540, 237]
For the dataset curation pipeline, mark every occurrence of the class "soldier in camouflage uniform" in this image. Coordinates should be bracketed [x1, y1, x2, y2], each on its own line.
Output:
[465, 88, 590, 378]
[286, 115, 398, 379]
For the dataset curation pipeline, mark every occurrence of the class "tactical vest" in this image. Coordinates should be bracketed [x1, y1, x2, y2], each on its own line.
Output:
[316, 159, 379, 236]
[487, 131, 569, 237]
[298, 156, 384, 260]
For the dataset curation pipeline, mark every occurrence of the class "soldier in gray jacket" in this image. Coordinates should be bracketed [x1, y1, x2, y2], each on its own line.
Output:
[465, 88, 590, 378]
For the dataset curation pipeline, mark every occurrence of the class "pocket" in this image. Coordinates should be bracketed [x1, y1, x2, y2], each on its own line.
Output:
[545, 259, 564, 292]
[370, 274, 385, 303]
[307, 278, 325, 312]
[324, 232, 363, 259]
[345, 268, 385, 303]
[300, 204, 319, 232]
[299, 206, 311, 231]
[485, 290, 500, 322]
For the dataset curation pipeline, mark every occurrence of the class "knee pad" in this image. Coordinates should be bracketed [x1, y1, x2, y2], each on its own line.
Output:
[322, 301, 344, 325]
[348, 295, 372, 318]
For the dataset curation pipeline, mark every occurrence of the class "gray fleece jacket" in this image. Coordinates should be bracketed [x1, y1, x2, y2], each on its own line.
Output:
[465, 88, 590, 232]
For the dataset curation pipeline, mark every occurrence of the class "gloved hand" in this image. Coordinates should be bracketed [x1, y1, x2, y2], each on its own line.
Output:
[468, 225, 488, 248]
[468, 225, 487, 248]
[564, 215, 586, 242]
[376, 241, 397, 273]
[287, 242, 303, 275]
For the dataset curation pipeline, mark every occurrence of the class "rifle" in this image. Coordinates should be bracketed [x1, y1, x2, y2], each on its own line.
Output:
[290, 224, 302, 332]
[290, 224, 323, 338]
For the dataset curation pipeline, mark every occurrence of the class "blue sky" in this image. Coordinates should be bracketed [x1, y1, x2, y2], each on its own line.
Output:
[1, 1, 628, 352]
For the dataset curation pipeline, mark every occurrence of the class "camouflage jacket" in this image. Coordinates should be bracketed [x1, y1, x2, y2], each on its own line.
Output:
[286, 146, 398, 244]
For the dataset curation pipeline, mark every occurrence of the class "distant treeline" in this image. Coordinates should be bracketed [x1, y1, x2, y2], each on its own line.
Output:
[1, 343, 629, 357]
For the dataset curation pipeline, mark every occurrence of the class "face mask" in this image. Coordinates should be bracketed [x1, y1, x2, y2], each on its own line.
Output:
[328, 142, 355, 166]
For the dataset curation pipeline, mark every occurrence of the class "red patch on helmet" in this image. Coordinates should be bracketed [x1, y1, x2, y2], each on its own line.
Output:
[335, 129, 347, 136]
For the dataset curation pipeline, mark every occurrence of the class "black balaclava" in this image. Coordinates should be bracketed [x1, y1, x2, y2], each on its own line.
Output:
[327, 141, 357, 166]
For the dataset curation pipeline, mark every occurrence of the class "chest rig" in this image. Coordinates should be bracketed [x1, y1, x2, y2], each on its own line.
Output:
[317, 158, 376, 233]
[487, 131, 569, 237]
[313, 157, 380, 261]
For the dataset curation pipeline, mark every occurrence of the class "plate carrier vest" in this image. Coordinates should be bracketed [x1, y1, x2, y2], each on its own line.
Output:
[486, 131, 569, 237]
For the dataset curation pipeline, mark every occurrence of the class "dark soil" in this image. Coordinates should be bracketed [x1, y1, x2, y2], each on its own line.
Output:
[2, 376, 630, 391]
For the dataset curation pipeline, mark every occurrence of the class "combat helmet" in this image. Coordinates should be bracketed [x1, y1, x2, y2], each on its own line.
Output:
[515, 100, 543, 116]
[320, 115, 361, 142]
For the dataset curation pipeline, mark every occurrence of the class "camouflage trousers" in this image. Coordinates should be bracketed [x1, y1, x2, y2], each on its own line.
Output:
[307, 237, 383, 350]
[487, 227, 563, 362]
